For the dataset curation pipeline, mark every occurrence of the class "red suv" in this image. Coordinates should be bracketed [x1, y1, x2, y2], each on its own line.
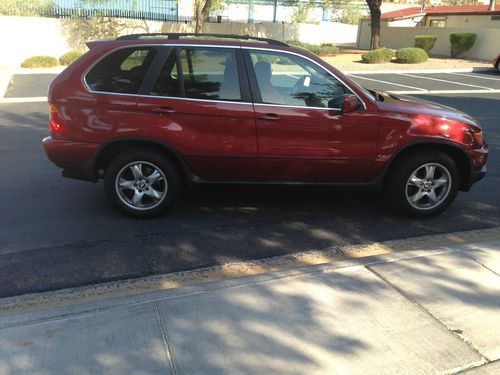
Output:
[43, 33, 488, 218]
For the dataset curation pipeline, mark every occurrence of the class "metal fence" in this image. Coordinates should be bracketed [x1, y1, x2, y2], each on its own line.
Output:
[11, 0, 367, 24]
[18, 0, 180, 22]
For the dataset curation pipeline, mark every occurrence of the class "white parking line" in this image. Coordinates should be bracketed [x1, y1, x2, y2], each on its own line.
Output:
[387, 89, 500, 95]
[0, 96, 47, 104]
[400, 73, 495, 90]
[349, 74, 427, 92]
[447, 72, 500, 82]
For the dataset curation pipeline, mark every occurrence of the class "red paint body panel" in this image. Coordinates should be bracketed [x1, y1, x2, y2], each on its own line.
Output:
[254, 104, 379, 181]
[43, 37, 488, 190]
[43, 137, 100, 167]
[137, 97, 257, 179]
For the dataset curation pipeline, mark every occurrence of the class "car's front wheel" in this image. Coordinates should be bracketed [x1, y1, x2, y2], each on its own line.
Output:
[104, 149, 181, 218]
[387, 151, 459, 218]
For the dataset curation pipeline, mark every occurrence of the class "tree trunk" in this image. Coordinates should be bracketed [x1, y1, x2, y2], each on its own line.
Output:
[489, 0, 495, 12]
[366, 0, 382, 50]
[194, 0, 212, 33]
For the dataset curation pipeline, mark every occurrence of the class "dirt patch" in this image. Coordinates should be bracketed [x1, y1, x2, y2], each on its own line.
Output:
[322, 51, 492, 72]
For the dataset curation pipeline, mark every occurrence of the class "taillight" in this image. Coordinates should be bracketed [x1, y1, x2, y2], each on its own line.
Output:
[49, 104, 65, 133]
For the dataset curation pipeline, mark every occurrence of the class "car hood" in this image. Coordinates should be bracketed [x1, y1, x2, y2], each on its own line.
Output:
[375, 91, 479, 127]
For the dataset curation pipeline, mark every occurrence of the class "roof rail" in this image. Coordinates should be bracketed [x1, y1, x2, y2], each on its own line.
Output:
[116, 32, 288, 47]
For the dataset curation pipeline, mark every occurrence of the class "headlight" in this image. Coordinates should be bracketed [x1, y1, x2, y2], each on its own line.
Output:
[473, 130, 483, 145]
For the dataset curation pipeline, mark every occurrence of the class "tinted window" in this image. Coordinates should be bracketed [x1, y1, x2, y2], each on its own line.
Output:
[179, 47, 241, 101]
[249, 51, 348, 108]
[86, 47, 157, 94]
[151, 50, 181, 97]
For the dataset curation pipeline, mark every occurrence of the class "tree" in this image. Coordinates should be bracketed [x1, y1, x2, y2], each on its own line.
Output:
[193, 0, 224, 33]
[0, 0, 51, 16]
[62, 14, 129, 51]
[291, 1, 313, 23]
[341, 4, 363, 25]
[366, 0, 382, 50]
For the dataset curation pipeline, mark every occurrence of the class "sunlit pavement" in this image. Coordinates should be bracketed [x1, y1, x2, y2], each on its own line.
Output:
[1, 236, 499, 374]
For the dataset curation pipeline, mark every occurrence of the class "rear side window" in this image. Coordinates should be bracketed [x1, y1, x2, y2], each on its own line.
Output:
[85, 47, 158, 94]
[151, 49, 181, 97]
[180, 47, 241, 101]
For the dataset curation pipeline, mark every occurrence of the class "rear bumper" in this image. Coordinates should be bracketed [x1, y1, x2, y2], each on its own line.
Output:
[43, 137, 100, 182]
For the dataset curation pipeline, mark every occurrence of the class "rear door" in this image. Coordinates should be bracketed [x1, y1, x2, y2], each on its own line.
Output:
[83, 46, 159, 142]
[244, 49, 379, 182]
[137, 46, 257, 180]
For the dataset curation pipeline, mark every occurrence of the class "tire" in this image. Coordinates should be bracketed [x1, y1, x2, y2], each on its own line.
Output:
[104, 149, 181, 218]
[386, 151, 459, 218]
[496, 60, 500, 73]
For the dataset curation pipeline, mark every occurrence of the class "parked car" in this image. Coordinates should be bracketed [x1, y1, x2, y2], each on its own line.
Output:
[494, 53, 500, 72]
[43, 33, 488, 218]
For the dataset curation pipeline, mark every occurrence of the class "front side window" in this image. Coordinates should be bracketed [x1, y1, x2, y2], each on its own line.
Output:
[249, 51, 348, 109]
[85, 47, 158, 94]
[179, 47, 241, 101]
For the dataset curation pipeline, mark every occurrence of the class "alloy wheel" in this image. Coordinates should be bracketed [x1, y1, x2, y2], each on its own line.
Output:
[115, 161, 168, 211]
[405, 163, 452, 211]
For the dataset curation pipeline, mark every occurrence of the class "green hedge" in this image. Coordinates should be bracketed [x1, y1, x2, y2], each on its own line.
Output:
[287, 40, 339, 56]
[449, 32, 477, 58]
[361, 48, 393, 64]
[59, 50, 84, 66]
[395, 47, 428, 64]
[414, 35, 437, 53]
[20, 55, 58, 68]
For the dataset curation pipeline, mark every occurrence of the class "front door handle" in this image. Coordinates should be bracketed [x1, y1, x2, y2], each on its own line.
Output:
[151, 106, 175, 115]
[259, 113, 280, 121]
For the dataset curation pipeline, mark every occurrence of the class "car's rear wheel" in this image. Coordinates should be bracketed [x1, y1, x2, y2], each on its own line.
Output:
[386, 151, 459, 218]
[104, 149, 180, 218]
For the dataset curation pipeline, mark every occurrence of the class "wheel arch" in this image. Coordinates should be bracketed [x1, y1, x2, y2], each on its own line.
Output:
[92, 137, 194, 185]
[381, 140, 473, 191]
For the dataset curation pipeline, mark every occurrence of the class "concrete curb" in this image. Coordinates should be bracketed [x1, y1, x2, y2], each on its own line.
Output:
[344, 67, 494, 75]
[0, 96, 47, 104]
[14, 67, 66, 75]
[0, 67, 15, 99]
[1, 226, 499, 316]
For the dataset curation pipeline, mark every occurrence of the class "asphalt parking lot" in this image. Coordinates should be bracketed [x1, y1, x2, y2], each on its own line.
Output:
[0, 69, 499, 297]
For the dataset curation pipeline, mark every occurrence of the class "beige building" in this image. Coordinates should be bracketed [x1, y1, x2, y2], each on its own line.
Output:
[357, 4, 500, 60]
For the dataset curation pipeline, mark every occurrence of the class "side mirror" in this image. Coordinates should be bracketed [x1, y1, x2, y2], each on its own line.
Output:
[341, 94, 360, 113]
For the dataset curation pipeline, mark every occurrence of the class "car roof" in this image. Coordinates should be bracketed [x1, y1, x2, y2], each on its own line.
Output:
[87, 33, 292, 51]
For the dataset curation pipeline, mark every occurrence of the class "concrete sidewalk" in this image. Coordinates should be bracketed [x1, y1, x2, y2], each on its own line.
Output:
[0, 238, 499, 374]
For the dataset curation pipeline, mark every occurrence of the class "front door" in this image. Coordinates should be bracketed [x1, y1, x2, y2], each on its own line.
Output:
[245, 49, 379, 182]
[138, 46, 257, 180]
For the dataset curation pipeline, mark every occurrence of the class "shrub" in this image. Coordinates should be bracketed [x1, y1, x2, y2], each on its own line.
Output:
[317, 43, 339, 56]
[395, 47, 428, 64]
[414, 35, 437, 53]
[287, 40, 338, 56]
[20, 55, 58, 68]
[449, 32, 477, 58]
[59, 50, 84, 66]
[361, 48, 393, 64]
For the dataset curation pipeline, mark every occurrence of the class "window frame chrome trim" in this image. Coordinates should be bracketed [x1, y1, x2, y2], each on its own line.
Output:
[81, 43, 369, 111]
[255, 102, 342, 111]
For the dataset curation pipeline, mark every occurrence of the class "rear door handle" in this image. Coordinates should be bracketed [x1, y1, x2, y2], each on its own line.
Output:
[259, 113, 280, 121]
[151, 106, 175, 115]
